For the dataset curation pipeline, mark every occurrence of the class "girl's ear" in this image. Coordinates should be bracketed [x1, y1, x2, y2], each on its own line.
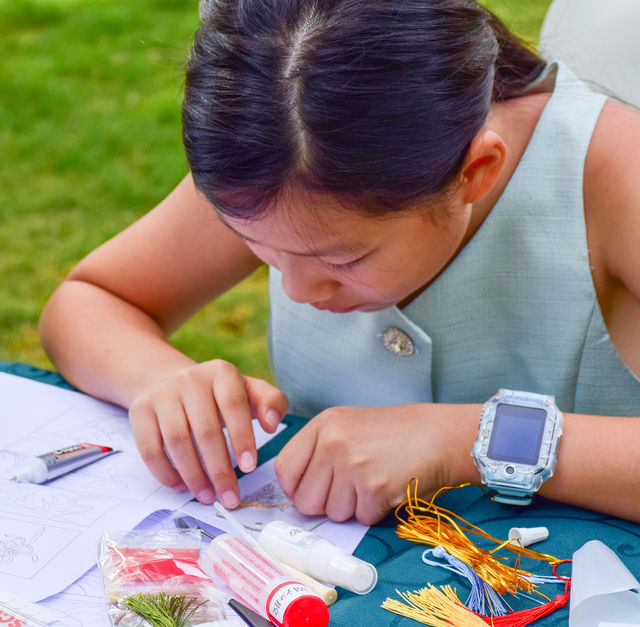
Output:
[460, 130, 507, 204]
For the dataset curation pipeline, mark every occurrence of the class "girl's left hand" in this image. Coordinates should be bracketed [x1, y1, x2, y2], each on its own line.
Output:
[274, 403, 480, 525]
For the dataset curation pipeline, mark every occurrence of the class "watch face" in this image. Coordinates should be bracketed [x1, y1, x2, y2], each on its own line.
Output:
[487, 403, 547, 465]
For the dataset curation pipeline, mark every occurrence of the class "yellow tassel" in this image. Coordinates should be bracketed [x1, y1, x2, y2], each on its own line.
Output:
[382, 585, 488, 626]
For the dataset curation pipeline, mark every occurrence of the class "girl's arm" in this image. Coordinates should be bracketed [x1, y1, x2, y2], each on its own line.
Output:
[40, 174, 288, 507]
[41, 174, 259, 403]
[275, 402, 640, 525]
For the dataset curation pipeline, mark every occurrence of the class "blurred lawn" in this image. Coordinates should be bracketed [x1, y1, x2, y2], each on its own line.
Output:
[0, 0, 552, 380]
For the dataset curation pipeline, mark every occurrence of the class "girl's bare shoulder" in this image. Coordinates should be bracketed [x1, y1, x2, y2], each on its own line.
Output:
[584, 100, 640, 376]
[585, 100, 640, 291]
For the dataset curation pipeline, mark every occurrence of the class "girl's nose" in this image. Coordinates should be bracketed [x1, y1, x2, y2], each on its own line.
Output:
[280, 260, 340, 304]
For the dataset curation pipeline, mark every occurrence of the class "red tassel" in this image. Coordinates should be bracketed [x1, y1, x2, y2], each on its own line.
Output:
[477, 593, 569, 626]
[476, 560, 571, 626]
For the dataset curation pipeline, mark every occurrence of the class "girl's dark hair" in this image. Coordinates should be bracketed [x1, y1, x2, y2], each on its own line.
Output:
[183, 0, 546, 218]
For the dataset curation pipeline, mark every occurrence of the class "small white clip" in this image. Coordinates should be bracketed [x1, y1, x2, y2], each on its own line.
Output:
[508, 526, 549, 547]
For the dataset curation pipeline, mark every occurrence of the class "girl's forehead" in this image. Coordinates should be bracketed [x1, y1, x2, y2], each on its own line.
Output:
[221, 189, 438, 256]
[223, 206, 374, 255]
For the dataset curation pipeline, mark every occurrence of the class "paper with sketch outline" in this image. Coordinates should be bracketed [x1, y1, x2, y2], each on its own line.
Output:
[181, 456, 370, 554]
[0, 373, 283, 603]
[569, 540, 640, 626]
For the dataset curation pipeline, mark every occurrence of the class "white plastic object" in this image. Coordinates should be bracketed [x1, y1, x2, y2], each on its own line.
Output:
[569, 540, 640, 626]
[259, 520, 378, 595]
[508, 526, 549, 547]
[205, 533, 329, 627]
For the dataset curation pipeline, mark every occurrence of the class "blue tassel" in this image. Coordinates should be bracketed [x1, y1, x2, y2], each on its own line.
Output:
[422, 546, 512, 616]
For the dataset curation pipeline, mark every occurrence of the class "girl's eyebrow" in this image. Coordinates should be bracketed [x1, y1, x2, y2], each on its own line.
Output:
[219, 217, 362, 258]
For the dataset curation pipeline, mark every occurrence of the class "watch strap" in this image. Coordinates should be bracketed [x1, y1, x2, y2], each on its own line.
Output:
[486, 483, 534, 506]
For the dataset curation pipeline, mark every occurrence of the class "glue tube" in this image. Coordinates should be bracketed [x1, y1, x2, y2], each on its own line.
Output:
[259, 521, 378, 595]
[205, 533, 330, 627]
[10, 443, 117, 483]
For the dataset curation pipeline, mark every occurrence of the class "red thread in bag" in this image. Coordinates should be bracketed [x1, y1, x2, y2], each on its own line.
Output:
[109, 546, 209, 585]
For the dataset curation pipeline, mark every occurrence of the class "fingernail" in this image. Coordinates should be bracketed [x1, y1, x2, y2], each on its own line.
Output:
[266, 409, 281, 428]
[221, 490, 239, 509]
[239, 451, 256, 473]
[197, 488, 215, 504]
[174, 482, 188, 493]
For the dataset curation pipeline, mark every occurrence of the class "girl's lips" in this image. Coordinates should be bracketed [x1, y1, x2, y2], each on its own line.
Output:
[312, 303, 361, 313]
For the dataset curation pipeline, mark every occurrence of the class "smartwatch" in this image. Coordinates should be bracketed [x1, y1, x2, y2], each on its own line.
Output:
[471, 389, 563, 506]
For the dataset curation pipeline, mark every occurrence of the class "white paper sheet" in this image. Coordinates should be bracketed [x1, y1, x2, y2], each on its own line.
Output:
[569, 540, 640, 626]
[0, 373, 284, 603]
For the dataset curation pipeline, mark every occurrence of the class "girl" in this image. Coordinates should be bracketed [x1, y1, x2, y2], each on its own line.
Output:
[40, 0, 640, 525]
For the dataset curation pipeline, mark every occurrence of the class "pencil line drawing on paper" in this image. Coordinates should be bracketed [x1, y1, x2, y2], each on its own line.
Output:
[188, 458, 330, 533]
[53, 456, 154, 497]
[0, 480, 119, 525]
[0, 516, 80, 580]
[0, 450, 22, 479]
[244, 477, 291, 508]
[0, 527, 44, 564]
[230, 479, 328, 532]
[22, 407, 136, 452]
[38, 564, 107, 627]
[75, 466, 137, 489]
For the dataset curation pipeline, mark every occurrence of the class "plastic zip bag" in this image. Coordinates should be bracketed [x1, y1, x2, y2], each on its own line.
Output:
[98, 529, 227, 626]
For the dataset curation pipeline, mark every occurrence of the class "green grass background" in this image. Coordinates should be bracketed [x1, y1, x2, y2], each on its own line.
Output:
[0, 0, 552, 380]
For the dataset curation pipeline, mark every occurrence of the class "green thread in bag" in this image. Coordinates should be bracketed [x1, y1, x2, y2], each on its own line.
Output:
[122, 592, 207, 627]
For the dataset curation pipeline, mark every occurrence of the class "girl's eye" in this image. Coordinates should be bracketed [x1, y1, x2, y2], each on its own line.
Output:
[325, 256, 366, 272]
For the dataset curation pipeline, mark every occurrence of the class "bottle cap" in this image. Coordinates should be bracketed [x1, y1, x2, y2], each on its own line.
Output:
[283, 595, 329, 627]
[508, 526, 549, 547]
[10, 458, 47, 483]
[322, 549, 377, 594]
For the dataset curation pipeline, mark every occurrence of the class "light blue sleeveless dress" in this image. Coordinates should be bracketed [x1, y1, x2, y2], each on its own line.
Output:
[268, 63, 640, 419]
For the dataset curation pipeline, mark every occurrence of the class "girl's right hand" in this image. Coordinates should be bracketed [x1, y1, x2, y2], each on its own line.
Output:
[128, 359, 288, 508]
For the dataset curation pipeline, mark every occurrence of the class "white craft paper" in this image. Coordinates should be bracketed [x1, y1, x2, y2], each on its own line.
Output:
[0, 373, 284, 603]
[569, 540, 640, 626]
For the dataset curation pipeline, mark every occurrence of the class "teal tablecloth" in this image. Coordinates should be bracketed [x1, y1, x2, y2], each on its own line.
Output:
[3, 360, 640, 626]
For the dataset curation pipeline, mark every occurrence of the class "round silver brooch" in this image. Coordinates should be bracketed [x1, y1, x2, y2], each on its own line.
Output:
[381, 327, 415, 356]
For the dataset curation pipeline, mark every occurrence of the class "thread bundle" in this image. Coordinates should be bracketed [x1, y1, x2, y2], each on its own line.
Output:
[381, 480, 570, 626]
